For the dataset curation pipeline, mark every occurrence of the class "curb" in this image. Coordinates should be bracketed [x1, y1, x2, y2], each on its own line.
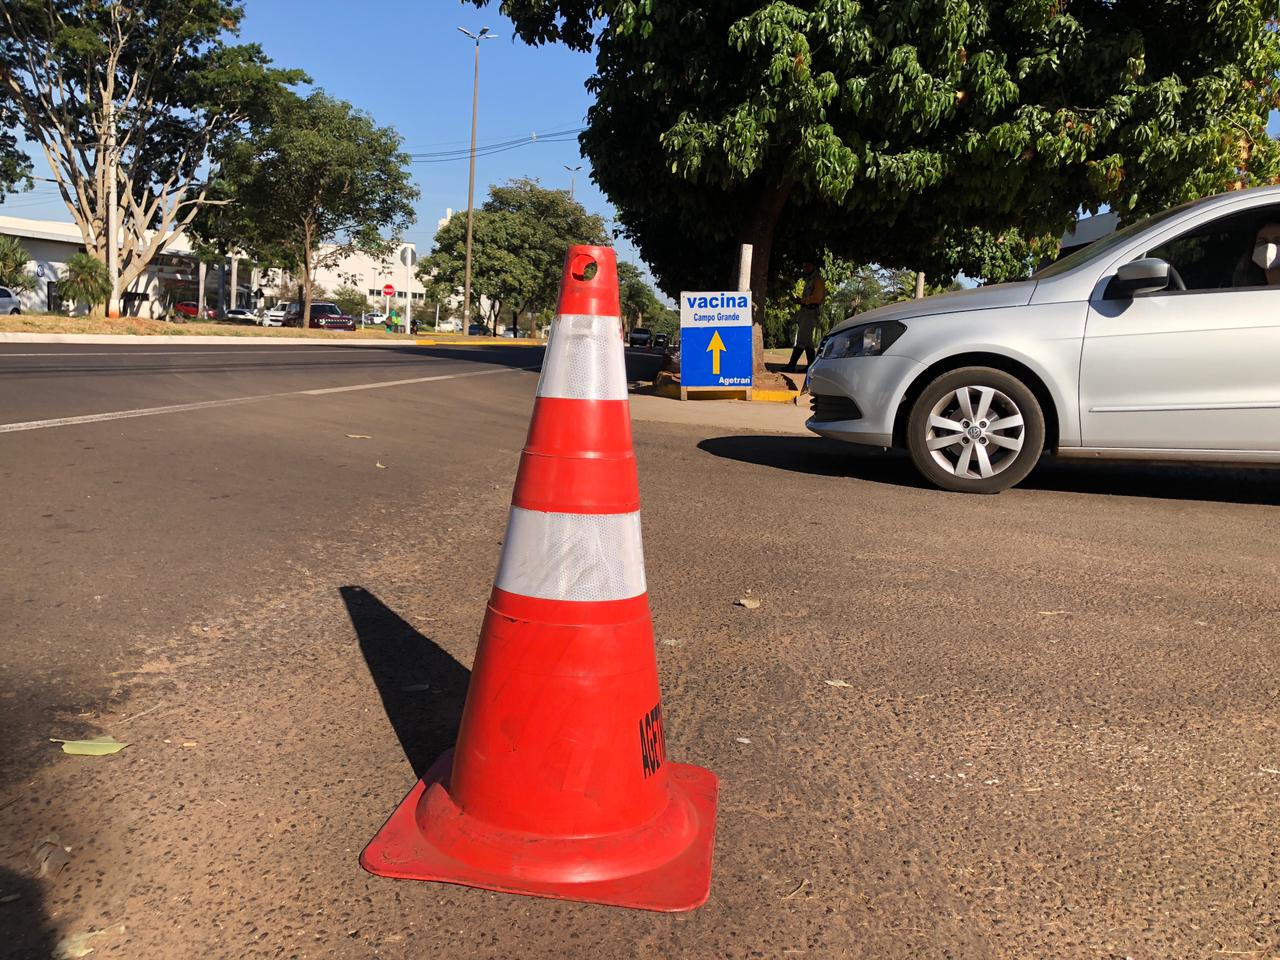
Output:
[415, 338, 543, 348]
[0, 332, 421, 346]
[652, 379, 799, 405]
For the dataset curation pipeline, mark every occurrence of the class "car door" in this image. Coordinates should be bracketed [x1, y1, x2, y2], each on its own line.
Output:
[1079, 204, 1280, 452]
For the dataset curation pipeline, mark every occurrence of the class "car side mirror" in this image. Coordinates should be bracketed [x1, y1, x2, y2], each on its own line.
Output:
[1109, 258, 1173, 298]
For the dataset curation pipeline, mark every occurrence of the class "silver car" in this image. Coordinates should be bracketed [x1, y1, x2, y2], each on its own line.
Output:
[0, 285, 20, 315]
[807, 185, 1280, 492]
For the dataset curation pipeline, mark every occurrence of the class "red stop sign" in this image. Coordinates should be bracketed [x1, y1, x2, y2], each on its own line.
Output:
[383, 284, 395, 297]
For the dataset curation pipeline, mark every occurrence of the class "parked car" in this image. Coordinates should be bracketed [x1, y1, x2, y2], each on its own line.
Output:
[363, 312, 387, 326]
[467, 322, 491, 336]
[261, 303, 291, 327]
[628, 327, 653, 348]
[283, 301, 356, 331]
[222, 308, 257, 324]
[653, 333, 670, 351]
[807, 184, 1280, 493]
[0, 286, 20, 314]
[436, 318, 462, 333]
[174, 301, 215, 320]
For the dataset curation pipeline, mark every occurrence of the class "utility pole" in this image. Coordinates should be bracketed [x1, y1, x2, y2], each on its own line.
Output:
[106, 103, 120, 319]
[564, 164, 583, 199]
[459, 27, 497, 337]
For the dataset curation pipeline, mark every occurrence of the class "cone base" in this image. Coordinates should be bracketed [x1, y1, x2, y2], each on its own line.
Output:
[361, 750, 719, 912]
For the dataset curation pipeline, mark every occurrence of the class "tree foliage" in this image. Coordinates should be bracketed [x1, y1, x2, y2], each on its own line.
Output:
[331, 284, 370, 318]
[0, 235, 37, 294]
[419, 178, 607, 329]
[197, 91, 417, 326]
[477, 0, 1280, 339]
[0, 0, 303, 305]
[618, 260, 673, 332]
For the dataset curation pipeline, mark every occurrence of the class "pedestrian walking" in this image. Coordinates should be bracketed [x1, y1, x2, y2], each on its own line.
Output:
[784, 260, 825, 372]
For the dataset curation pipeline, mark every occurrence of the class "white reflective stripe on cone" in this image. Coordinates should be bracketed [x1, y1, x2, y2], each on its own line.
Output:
[495, 507, 647, 602]
[536, 314, 628, 401]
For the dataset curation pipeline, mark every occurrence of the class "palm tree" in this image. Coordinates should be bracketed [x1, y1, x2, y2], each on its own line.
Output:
[57, 253, 111, 316]
[0, 235, 36, 295]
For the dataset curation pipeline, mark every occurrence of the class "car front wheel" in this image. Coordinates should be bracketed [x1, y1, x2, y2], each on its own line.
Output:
[906, 366, 1045, 493]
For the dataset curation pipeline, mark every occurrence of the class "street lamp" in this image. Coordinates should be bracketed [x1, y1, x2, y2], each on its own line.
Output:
[564, 164, 583, 199]
[459, 26, 497, 337]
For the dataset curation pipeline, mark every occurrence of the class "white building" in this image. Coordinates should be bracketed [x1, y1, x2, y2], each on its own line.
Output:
[308, 244, 427, 314]
[0, 214, 214, 316]
[0, 214, 435, 318]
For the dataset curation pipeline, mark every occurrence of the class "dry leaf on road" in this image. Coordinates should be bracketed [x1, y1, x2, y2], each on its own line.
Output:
[345, 434, 372, 439]
[31, 835, 71, 879]
[375, 462, 387, 469]
[824, 679, 853, 688]
[735, 597, 761, 609]
[50, 736, 128, 756]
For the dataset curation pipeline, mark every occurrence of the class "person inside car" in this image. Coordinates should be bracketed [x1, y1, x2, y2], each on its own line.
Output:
[1236, 221, 1280, 287]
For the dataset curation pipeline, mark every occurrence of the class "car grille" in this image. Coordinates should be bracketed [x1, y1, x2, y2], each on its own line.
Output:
[809, 394, 862, 423]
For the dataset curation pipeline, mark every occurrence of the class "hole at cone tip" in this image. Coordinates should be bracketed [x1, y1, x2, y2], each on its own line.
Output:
[570, 254, 598, 282]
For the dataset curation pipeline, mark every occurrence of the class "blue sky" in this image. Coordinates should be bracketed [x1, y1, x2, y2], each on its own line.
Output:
[2, 1, 632, 259]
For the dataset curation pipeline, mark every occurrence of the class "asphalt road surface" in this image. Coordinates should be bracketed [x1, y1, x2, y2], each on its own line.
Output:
[2, 342, 1279, 959]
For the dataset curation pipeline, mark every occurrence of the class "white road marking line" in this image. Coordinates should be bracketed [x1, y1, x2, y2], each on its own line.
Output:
[0, 348, 405, 357]
[301, 367, 526, 395]
[0, 365, 533, 434]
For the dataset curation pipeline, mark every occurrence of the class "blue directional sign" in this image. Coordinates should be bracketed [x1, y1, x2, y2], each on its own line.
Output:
[679, 291, 753, 390]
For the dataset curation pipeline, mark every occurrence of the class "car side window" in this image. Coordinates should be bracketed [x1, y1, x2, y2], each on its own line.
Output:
[0, 287, 11, 298]
[1145, 204, 1280, 292]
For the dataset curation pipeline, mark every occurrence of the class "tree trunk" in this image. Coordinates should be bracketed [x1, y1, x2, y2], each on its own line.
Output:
[197, 261, 207, 320]
[738, 178, 794, 375]
[229, 256, 239, 311]
[302, 245, 313, 330]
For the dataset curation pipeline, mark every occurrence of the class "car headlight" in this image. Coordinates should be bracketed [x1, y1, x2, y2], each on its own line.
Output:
[820, 320, 906, 360]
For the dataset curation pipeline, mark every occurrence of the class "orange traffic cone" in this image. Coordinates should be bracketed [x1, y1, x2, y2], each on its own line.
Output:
[361, 246, 719, 912]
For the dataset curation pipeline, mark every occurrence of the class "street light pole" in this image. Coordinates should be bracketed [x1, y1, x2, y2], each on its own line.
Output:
[564, 164, 582, 199]
[459, 27, 496, 337]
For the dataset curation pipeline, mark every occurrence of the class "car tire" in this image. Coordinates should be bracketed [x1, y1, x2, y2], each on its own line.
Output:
[9, 308, 18, 315]
[906, 366, 1045, 494]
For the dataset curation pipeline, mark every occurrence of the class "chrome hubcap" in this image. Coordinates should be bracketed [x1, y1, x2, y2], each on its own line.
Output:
[925, 385, 1025, 479]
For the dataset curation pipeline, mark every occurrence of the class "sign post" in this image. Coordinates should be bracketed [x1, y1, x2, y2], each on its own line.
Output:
[400, 246, 418, 333]
[678, 291, 753, 400]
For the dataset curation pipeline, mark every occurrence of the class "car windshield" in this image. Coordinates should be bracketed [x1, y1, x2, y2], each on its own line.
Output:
[312, 304, 340, 315]
[1032, 195, 1219, 280]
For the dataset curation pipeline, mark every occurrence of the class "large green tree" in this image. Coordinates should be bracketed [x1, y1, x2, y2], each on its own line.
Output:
[197, 91, 417, 326]
[0, 99, 32, 199]
[618, 260, 671, 332]
[419, 178, 607, 332]
[0, 0, 302, 313]
[478, 0, 1280, 367]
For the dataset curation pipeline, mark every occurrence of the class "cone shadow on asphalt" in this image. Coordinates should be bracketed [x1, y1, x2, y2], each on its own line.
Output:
[0, 866, 57, 960]
[340, 586, 469, 779]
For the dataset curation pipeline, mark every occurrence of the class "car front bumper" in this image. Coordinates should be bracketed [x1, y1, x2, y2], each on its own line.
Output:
[804, 354, 924, 447]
